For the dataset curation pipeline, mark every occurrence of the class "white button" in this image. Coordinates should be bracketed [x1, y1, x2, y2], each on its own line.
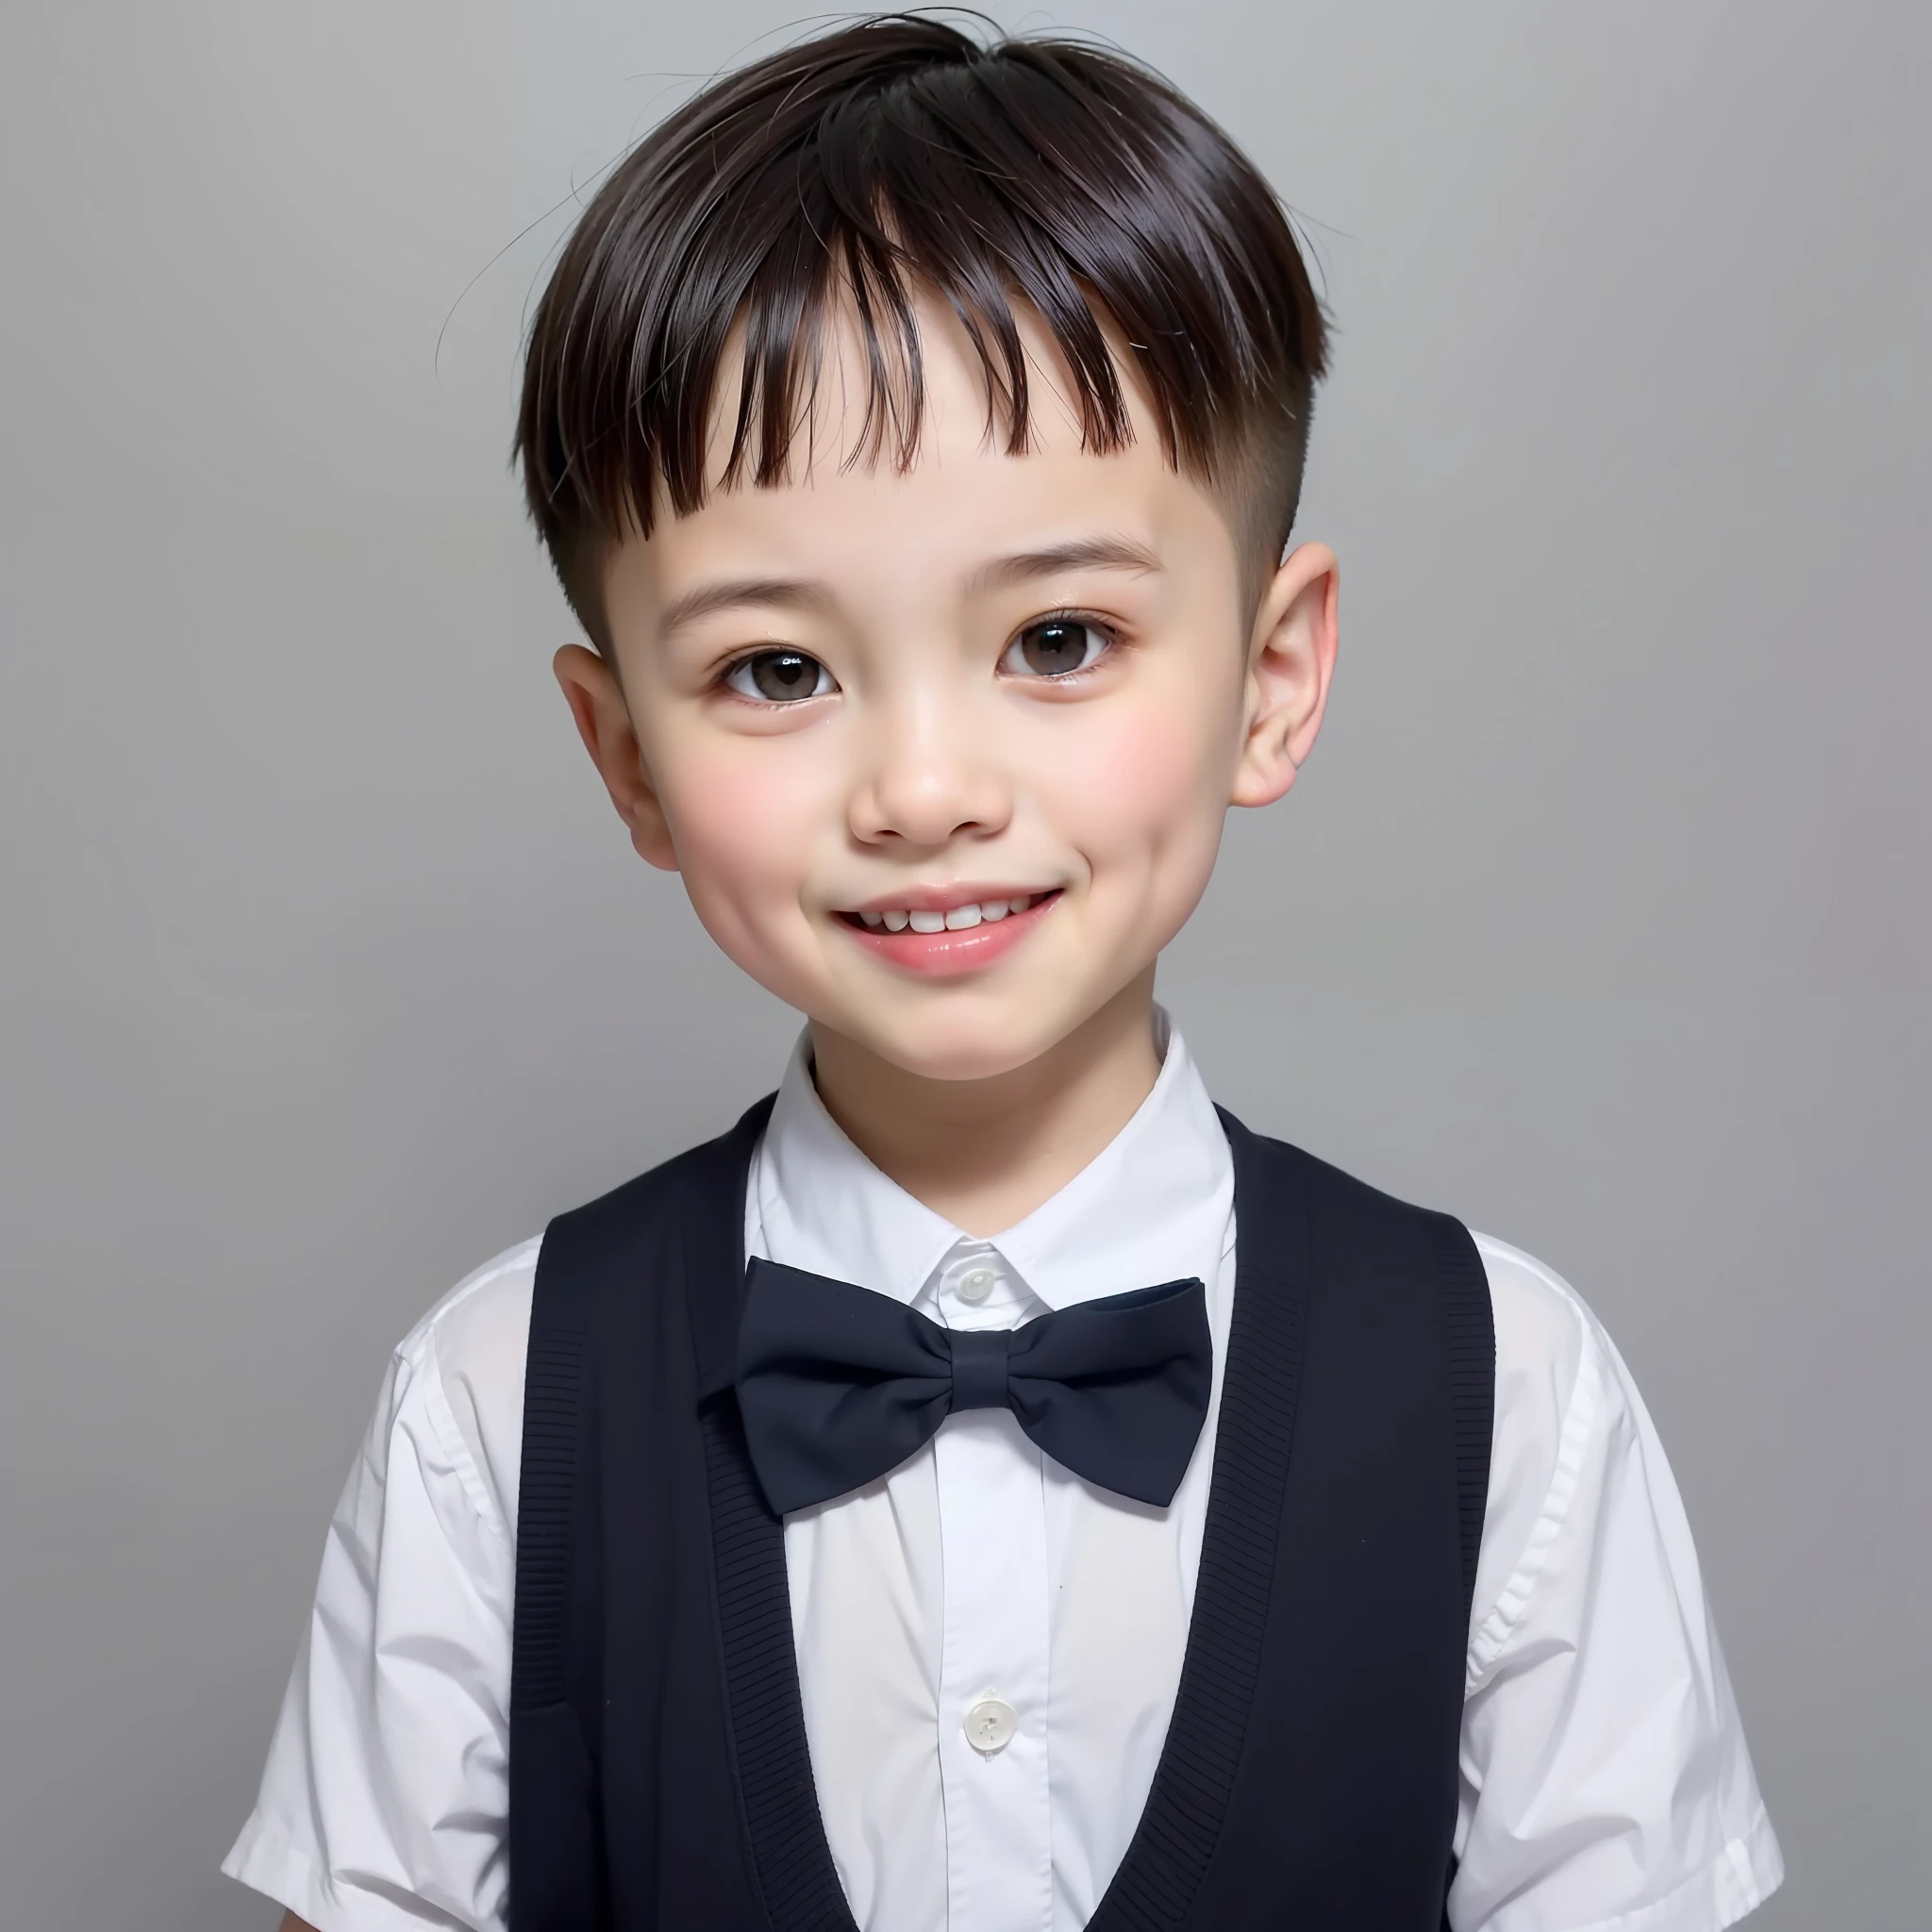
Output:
[963, 1695, 1018, 1754]
[956, 1266, 997, 1305]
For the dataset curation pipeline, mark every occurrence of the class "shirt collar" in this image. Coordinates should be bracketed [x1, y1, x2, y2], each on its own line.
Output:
[752, 1007, 1234, 1313]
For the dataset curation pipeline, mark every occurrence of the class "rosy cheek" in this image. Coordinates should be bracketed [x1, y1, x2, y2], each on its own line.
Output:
[1039, 703, 1221, 858]
[658, 743, 821, 939]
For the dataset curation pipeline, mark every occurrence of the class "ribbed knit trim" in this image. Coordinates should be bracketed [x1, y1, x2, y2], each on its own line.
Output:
[1430, 1214, 1496, 1629]
[1081, 1110, 1312, 1932]
[510, 1243, 592, 1713]
[690, 1099, 856, 1932]
[702, 1399, 858, 1932]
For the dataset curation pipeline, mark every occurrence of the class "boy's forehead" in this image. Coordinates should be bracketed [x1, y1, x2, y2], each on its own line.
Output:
[608, 291, 1234, 620]
[702, 291, 1127, 480]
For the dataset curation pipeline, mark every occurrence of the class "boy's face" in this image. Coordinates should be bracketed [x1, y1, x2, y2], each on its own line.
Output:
[558, 298, 1337, 1085]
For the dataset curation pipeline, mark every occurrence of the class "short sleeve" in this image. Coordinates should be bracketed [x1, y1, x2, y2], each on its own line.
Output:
[221, 1242, 536, 1932]
[1451, 1240, 1783, 1932]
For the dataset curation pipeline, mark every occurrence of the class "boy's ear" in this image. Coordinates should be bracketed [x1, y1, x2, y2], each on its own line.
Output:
[1231, 541, 1339, 810]
[552, 643, 679, 871]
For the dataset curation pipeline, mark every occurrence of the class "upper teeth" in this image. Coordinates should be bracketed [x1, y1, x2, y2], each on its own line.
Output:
[859, 894, 1037, 932]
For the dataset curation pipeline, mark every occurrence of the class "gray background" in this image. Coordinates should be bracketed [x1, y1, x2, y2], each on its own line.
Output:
[2, 2, 1925, 1926]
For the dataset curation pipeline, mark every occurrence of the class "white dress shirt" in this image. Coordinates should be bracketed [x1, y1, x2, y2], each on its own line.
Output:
[224, 1017, 1783, 1932]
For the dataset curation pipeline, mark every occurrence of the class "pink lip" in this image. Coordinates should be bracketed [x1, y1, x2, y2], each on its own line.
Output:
[838, 891, 1062, 978]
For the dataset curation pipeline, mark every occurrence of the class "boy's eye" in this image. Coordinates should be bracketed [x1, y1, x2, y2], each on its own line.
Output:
[724, 649, 837, 704]
[1001, 619, 1110, 679]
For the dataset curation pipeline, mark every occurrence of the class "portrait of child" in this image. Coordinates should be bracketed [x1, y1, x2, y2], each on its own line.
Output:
[2, 7, 1924, 1932]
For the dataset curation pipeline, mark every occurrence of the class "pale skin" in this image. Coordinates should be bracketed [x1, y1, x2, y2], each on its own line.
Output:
[269, 302, 1333, 1931]
[560, 296, 1336, 1233]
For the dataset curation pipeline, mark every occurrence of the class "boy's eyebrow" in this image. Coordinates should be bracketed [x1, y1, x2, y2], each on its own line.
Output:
[656, 538, 1159, 639]
[965, 536, 1163, 594]
[658, 575, 834, 639]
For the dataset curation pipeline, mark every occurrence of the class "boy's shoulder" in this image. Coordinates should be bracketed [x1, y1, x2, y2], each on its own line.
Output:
[396, 1234, 541, 1392]
[1461, 1231, 1665, 1673]
[389, 1234, 542, 1540]
[1472, 1231, 1593, 1409]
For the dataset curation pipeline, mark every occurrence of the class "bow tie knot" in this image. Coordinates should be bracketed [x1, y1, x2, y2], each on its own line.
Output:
[733, 1257, 1212, 1516]
[946, 1327, 1015, 1411]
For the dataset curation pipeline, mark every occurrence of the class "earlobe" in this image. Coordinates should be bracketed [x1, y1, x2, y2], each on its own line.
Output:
[1230, 541, 1339, 810]
[551, 643, 680, 871]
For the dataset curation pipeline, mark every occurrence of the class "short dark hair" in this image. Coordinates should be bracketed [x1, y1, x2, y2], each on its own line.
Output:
[515, 13, 1328, 650]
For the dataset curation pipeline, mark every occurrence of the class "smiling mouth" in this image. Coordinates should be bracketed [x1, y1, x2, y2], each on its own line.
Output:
[836, 890, 1059, 933]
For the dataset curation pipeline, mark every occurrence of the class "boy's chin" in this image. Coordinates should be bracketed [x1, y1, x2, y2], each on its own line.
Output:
[813, 1003, 1106, 1088]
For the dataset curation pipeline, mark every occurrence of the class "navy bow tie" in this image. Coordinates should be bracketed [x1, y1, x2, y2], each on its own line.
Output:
[733, 1257, 1213, 1516]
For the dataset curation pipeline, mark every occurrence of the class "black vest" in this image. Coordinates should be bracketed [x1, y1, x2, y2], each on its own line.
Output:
[509, 1100, 1494, 1931]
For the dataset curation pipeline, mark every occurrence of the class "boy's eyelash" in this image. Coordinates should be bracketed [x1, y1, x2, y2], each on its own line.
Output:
[1033, 608, 1116, 634]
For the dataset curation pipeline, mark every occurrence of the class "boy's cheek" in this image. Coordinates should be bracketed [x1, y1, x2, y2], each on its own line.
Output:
[666, 828, 824, 1008]
[1041, 705, 1227, 849]
[657, 753, 824, 920]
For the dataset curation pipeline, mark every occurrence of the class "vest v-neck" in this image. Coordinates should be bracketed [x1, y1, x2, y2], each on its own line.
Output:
[684, 1101, 1311, 1932]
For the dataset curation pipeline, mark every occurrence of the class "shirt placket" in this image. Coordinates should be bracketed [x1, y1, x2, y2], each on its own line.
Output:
[927, 1241, 1053, 1932]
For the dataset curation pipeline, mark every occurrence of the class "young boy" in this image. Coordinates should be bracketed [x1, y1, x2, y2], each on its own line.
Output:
[225, 18, 1782, 1932]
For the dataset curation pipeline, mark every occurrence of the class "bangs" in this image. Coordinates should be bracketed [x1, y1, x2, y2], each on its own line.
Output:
[516, 19, 1327, 641]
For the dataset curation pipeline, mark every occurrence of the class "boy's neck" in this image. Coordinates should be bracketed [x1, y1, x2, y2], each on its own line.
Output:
[808, 970, 1164, 1239]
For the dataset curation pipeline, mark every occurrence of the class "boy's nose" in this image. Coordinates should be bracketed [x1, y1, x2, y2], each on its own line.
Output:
[848, 704, 1013, 849]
